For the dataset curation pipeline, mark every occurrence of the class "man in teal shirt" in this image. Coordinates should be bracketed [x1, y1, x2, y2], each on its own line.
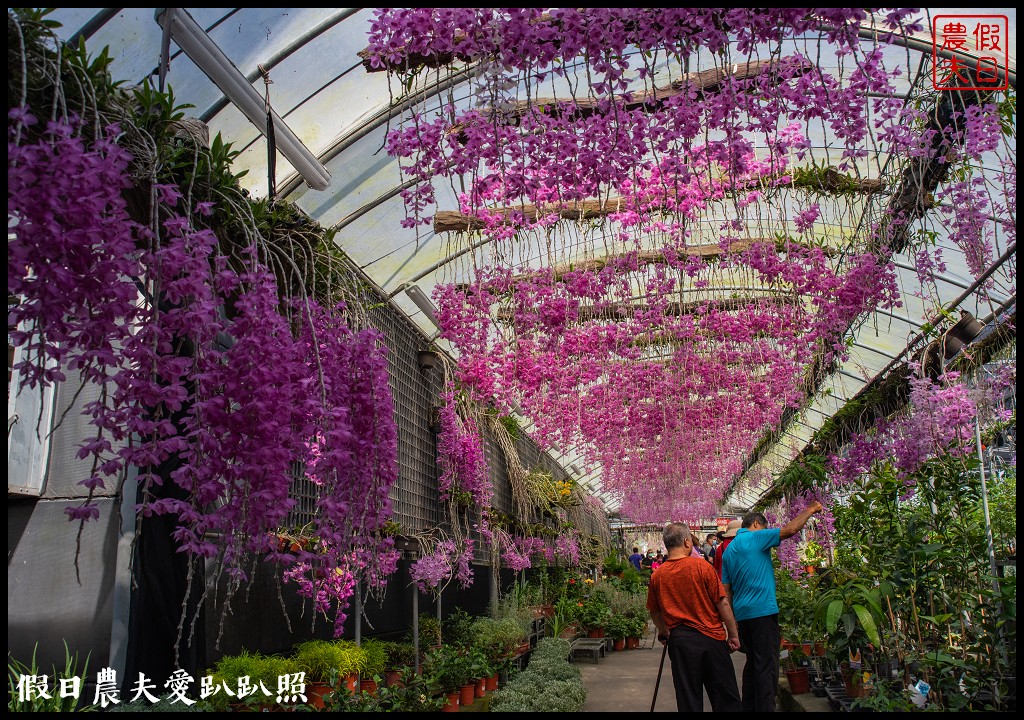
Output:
[721, 502, 822, 712]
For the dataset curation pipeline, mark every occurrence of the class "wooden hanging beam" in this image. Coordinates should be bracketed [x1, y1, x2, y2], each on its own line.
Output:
[433, 168, 883, 234]
[494, 293, 800, 323]
[450, 59, 808, 133]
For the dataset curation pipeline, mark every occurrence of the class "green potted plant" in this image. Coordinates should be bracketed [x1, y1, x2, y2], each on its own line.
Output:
[209, 651, 302, 711]
[782, 646, 811, 695]
[605, 615, 628, 650]
[578, 595, 611, 638]
[382, 641, 417, 686]
[468, 646, 492, 698]
[360, 639, 387, 695]
[331, 640, 368, 693]
[294, 640, 344, 708]
[424, 646, 475, 710]
[418, 613, 442, 649]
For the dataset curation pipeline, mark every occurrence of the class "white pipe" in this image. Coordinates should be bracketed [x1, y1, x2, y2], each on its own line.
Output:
[154, 8, 331, 191]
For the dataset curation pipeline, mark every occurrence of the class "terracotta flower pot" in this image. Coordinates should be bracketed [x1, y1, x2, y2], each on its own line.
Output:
[841, 664, 866, 698]
[613, 638, 625, 651]
[485, 673, 498, 691]
[306, 681, 333, 709]
[588, 628, 605, 639]
[459, 683, 476, 707]
[344, 673, 358, 693]
[384, 669, 403, 687]
[785, 667, 811, 695]
[360, 678, 378, 696]
[626, 636, 640, 649]
[441, 692, 460, 712]
[475, 677, 487, 698]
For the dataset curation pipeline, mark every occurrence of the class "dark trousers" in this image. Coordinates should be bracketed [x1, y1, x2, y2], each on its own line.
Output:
[667, 625, 742, 712]
[737, 614, 781, 712]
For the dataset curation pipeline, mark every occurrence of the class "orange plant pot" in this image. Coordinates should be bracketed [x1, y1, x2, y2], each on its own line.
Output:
[613, 638, 625, 651]
[786, 668, 811, 695]
[360, 679, 378, 696]
[475, 678, 487, 697]
[485, 673, 498, 691]
[344, 673, 358, 693]
[306, 681, 333, 709]
[441, 692, 460, 712]
[459, 683, 476, 707]
[384, 670, 403, 687]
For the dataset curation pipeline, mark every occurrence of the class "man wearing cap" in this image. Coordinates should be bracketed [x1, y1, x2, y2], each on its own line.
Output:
[647, 522, 742, 712]
[721, 503, 823, 712]
[713, 519, 741, 580]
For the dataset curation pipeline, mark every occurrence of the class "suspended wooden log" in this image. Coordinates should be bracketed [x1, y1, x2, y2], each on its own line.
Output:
[433, 168, 883, 234]
[494, 293, 800, 323]
[449, 59, 807, 134]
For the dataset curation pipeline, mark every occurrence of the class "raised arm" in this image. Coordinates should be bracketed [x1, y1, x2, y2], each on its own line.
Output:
[779, 501, 823, 540]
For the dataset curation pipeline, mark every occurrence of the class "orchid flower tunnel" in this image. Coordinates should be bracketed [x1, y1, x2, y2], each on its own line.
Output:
[7, 7, 1016, 650]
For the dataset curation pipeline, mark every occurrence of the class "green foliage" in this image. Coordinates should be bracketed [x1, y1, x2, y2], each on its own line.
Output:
[416, 614, 442, 648]
[491, 638, 586, 713]
[442, 607, 476, 648]
[601, 553, 628, 575]
[423, 646, 475, 694]
[207, 650, 303, 711]
[470, 616, 527, 661]
[294, 640, 343, 683]
[108, 695, 209, 712]
[7, 642, 95, 712]
[380, 641, 417, 670]
[326, 667, 444, 712]
[360, 639, 387, 677]
[577, 592, 611, 630]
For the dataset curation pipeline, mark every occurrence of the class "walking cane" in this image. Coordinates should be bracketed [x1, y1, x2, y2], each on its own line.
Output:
[650, 638, 668, 712]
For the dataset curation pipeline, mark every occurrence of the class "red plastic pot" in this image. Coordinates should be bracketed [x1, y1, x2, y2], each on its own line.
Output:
[441, 692, 459, 712]
[459, 683, 476, 707]
[785, 668, 810, 695]
[475, 677, 487, 698]
[613, 638, 625, 651]
[485, 673, 498, 691]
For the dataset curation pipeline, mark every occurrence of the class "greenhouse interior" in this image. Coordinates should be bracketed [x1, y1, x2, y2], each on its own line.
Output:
[7, 7, 1016, 713]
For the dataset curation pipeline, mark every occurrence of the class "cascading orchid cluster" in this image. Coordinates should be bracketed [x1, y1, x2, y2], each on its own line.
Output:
[830, 369, 1015, 486]
[368, 8, 944, 524]
[435, 387, 490, 507]
[8, 111, 400, 636]
[409, 538, 475, 592]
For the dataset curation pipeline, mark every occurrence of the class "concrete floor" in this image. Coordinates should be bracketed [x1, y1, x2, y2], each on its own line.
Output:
[579, 631, 831, 712]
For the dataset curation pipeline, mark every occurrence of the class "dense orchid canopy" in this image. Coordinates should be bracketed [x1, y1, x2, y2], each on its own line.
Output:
[45, 8, 1017, 524]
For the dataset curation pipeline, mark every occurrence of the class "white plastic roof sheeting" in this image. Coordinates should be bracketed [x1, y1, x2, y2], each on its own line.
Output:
[46, 8, 1017, 510]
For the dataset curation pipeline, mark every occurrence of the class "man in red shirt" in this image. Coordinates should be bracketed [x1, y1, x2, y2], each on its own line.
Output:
[713, 518, 742, 580]
[646, 522, 742, 712]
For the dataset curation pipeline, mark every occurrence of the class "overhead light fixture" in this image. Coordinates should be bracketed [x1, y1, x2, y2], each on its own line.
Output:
[403, 284, 440, 327]
[154, 8, 331, 191]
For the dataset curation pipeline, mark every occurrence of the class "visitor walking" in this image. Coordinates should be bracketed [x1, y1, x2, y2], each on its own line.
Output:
[700, 534, 715, 563]
[721, 502, 823, 712]
[628, 546, 643, 572]
[713, 519, 741, 580]
[646, 522, 742, 712]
